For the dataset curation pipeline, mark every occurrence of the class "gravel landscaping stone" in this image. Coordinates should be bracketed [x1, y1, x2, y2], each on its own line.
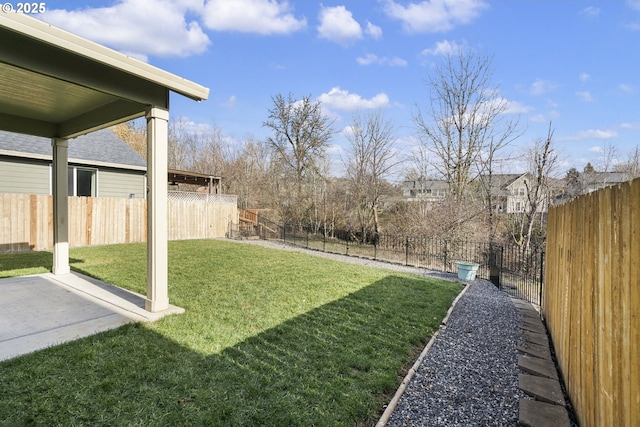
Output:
[386, 280, 526, 426]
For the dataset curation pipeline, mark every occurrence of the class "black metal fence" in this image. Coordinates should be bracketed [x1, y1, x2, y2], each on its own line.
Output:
[249, 218, 544, 306]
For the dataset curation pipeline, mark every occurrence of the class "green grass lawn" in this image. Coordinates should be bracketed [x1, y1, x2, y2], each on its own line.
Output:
[0, 239, 462, 426]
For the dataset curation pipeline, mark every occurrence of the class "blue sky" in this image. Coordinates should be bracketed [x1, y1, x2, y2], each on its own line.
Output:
[33, 0, 640, 179]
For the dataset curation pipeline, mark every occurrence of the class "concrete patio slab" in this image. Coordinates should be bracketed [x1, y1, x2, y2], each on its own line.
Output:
[0, 272, 184, 361]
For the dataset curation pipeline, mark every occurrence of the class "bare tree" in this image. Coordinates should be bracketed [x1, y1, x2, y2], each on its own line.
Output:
[614, 144, 640, 180]
[263, 93, 333, 192]
[263, 93, 334, 225]
[413, 51, 519, 201]
[511, 123, 558, 252]
[597, 143, 618, 173]
[111, 120, 147, 159]
[344, 111, 400, 241]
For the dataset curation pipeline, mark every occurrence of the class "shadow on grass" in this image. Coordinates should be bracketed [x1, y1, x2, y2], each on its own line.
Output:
[0, 250, 53, 274]
[0, 275, 460, 426]
[0, 251, 86, 278]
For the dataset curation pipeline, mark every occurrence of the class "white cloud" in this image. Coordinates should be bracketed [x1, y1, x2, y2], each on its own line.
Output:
[627, 0, 640, 11]
[576, 91, 594, 102]
[621, 122, 640, 130]
[628, 22, 640, 31]
[589, 145, 603, 153]
[202, 0, 306, 34]
[530, 78, 558, 96]
[580, 6, 600, 17]
[40, 0, 210, 61]
[172, 116, 219, 137]
[561, 129, 618, 141]
[357, 53, 408, 67]
[420, 39, 466, 57]
[503, 100, 533, 115]
[579, 73, 591, 82]
[222, 95, 237, 108]
[318, 87, 390, 111]
[317, 5, 362, 45]
[530, 114, 547, 123]
[366, 21, 383, 39]
[619, 83, 636, 93]
[341, 125, 356, 138]
[383, 0, 488, 33]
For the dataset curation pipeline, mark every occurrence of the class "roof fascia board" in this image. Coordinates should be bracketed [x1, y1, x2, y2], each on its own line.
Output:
[0, 13, 209, 102]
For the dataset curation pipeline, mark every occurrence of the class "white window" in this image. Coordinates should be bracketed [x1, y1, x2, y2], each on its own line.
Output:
[68, 167, 97, 197]
[515, 201, 523, 212]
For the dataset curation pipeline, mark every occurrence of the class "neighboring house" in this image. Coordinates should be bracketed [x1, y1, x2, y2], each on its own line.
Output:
[402, 177, 449, 204]
[483, 173, 565, 214]
[483, 173, 533, 214]
[0, 128, 146, 198]
[579, 171, 629, 194]
[556, 171, 630, 204]
[402, 173, 558, 214]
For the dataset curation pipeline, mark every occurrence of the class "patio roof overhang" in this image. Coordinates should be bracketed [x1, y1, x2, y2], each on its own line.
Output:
[0, 12, 209, 312]
[0, 12, 208, 139]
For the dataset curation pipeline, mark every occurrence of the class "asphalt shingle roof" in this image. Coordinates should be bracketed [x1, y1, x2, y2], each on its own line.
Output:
[0, 128, 146, 168]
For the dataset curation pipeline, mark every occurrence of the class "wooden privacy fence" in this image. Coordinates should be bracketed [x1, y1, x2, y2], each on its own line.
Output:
[0, 193, 238, 253]
[544, 177, 639, 427]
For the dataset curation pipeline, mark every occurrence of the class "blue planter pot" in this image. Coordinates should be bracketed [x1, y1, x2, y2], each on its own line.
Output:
[455, 261, 480, 281]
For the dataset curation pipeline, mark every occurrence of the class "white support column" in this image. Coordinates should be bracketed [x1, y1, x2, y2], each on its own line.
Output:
[145, 106, 170, 312]
[52, 138, 70, 275]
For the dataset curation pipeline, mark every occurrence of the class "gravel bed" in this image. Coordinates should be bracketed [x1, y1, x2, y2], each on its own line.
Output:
[229, 238, 439, 277]
[386, 280, 526, 427]
[231, 238, 526, 426]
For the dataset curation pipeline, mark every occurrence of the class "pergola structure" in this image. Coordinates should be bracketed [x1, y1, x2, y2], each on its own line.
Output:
[168, 169, 222, 194]
[0, 13, 209, 312]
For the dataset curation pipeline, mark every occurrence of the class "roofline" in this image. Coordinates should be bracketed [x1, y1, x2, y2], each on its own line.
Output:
[0, 149, 146, 171]
[0, 13, 209, 102]
[169, 169, 222, 180]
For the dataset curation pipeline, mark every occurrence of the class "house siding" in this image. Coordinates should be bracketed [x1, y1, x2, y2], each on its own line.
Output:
[0, 157, 146, 198]
[0, 157, 50, 194]
[98, 169, 145, 199]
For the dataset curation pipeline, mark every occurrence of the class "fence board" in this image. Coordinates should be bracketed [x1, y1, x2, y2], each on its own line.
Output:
[0, 194, 237, 254]
[544, 178, 640, 427]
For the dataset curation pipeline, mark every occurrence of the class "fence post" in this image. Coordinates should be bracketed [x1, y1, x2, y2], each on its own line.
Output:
[443, 240, 448, 272]
[374, 240, 377, 260]
[323, 230, 326, 252]
[405, 236, 409, 266]
[489, 243, 501, 287]
[538, 251, 544, 306]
